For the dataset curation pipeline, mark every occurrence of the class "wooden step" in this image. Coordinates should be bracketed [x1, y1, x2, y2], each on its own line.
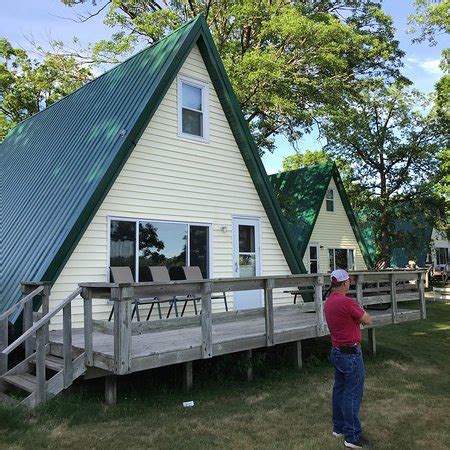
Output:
[0, 391, 20, 407]
[30, 354, 64, 372]
[3, 373, 37, 393]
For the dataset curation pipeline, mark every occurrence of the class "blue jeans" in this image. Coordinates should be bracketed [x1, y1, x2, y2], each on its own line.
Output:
[331, 347, 365, 443]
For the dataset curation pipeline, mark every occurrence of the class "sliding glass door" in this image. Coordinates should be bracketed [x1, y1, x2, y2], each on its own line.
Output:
[109, 218, 210, 281]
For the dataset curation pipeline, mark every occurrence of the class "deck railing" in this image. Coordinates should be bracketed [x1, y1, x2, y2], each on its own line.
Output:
[1, 284, 82, 406]
[0, 282, 51, 375]
[79, 269, 426, 375]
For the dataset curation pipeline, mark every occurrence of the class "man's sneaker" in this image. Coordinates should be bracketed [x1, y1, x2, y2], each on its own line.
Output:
[344, 436, 373, 448]
[332, 431, 344, 438]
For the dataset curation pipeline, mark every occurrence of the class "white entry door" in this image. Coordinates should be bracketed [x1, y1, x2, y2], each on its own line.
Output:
[232, 217, 262, 310]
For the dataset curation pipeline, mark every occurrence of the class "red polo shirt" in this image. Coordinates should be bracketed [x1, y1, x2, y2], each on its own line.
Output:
[324, 292, 365, 348]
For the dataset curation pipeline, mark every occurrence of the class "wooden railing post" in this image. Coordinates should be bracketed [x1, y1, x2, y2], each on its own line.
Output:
[81, 288, 94, 366]
[113, 286, 133, 374]
[418, 272, 426, 320]
[21, 284, 34, 358]
[35, 326, 46, 405]
[41, 284, 51, 344]
[63, 303, 73, 388]
[264, 278, 274, 347]
[390, 274, 398, 324]
[0, 318, 8, 375]
[355, 274, 364, 307]
[201, 282, 213, 359]
[314, 276, 325, 335]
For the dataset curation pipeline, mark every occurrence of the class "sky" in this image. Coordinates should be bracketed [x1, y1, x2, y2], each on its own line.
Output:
[1, 1, 447, 173]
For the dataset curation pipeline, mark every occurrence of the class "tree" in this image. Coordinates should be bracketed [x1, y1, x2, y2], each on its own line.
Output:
[408, 0, 449, 46]
[409, 0, 449, 224]
[0, 39, 92, 141]
[282, 149, 330, 171]
[321, 80, 445, 263]
[58, 0, 405, 152]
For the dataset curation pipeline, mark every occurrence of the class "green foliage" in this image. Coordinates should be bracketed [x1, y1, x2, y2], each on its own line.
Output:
[408, 0, 450, 45]
[58, 0, 405, 152]
[282, 149, 330, 171]
[322, 80, 446, 263]
[0, 39, 92, 141]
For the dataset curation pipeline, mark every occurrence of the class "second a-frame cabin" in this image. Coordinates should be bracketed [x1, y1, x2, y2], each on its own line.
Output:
[1, 15, 304, 326]
[269, 163, 373, 274]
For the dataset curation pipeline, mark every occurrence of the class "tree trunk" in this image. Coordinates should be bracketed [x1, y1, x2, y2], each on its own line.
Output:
[380, 204, 391, 266]
[379, 164, 391, 266]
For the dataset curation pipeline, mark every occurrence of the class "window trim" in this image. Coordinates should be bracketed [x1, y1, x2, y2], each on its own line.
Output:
[435, 247, 449, 266]
[325, 188, 335, 212]
[328, 247, 356, 272]
[107, 216, 213, 282]
[177, 75, 209, 143]
[307, 242, 320, 274]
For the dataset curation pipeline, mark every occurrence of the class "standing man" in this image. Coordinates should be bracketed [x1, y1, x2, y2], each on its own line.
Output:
[324, 269, 373, 449]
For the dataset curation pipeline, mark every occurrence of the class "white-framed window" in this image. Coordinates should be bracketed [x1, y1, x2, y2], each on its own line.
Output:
[326, 189, 335, 212]
[436, 247, 449, 266]
[108, 217, 212, 281]
[308, 243, 320, 273]
[328, 248, 355, 271]
[178, 75, 209, 141]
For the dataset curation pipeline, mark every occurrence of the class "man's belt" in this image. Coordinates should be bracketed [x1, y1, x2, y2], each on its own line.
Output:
[338, 344, 360, 354]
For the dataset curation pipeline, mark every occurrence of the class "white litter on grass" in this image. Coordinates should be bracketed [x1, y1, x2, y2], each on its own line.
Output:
[183, 401, 194, 407]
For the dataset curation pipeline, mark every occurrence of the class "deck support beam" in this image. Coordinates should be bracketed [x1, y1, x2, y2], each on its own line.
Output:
[292, 340, 303, 370]
[105, 375, 117, 405]
[418, 272, 426, 320]
[390, 274, 398, 324]
[367, 328, 376, 356]
[110, 286, 134, 375]
[246, 350, 253, 382]
[183, 361, 193, 391]
[264, 279, 275, 347]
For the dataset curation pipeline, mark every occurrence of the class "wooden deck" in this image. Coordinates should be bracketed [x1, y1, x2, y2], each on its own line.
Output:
[49, 305, 421, 374]
[0, 270, 427, 408]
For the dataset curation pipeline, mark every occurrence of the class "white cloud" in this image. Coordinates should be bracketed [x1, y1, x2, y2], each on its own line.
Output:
[406, 57, 443, 76]
[419, 59, 442, 75]
[265, 167, 278, 175]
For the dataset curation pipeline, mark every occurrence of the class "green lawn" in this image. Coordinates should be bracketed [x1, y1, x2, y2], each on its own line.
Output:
[1, 302, 449, 450]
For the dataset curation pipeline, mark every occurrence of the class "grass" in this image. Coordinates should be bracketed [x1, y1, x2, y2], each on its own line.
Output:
[0, 302, 449, 449]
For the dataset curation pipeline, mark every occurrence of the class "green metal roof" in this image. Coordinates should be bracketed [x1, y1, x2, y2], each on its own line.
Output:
[1, 16, 305, 319]
[269, 163, 374, 268]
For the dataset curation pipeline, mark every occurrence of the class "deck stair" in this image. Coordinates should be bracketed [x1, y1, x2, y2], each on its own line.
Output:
[0, 285, 87, 409]
[0, 346, 86, 408]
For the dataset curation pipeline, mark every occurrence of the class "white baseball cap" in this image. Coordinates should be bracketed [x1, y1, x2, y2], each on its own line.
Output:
[330, 269, 350, 284]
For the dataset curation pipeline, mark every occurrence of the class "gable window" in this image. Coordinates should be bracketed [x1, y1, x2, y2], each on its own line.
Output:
[109, 218, 211, 281]
[329, 248, 355, 271]
[178, 76, 209, 141]
[308, 244, 320, 273]
[326, 189, 335, 212]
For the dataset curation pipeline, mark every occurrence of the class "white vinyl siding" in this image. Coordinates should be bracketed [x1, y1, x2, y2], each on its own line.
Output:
[302, 179, 367, 273]
[49, 45, 292, 329]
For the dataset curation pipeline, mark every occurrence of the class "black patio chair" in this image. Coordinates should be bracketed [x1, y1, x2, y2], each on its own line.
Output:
[182, 266, 228, 314]
[108, 266, 168, 321]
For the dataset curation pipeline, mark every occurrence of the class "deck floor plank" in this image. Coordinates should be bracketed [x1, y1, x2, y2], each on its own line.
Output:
[49, 308, 420, 371]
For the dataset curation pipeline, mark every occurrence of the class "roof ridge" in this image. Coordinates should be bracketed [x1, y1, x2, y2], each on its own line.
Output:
[275, 161, 334, 176]
[4, 16, 202, 134]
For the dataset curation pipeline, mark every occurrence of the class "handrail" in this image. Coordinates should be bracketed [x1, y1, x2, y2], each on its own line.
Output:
[79, 269, 428, 289]
[2, 287, 82, 355]
[0, 286, 44, 322]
